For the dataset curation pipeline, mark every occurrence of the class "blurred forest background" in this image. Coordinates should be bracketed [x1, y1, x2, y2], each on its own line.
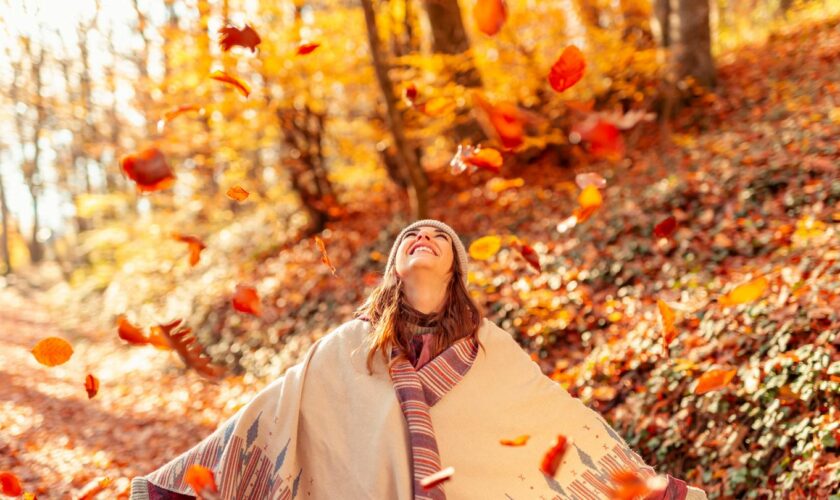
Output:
[0, 0, 839, 497]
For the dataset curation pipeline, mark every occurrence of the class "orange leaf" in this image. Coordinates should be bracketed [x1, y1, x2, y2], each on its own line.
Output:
[315, 236, 337, 276]
[218, 24, 261, 52]
[232, 284, 262, 316]
[539, 434, 568, 476]
[185, 465, 218, 496]
[163, 104, 201, 123]
[473, 0, 506, 36]
[500, 434, 530, 446]
[573, 185, 603, 222]
[657, 299, 677, 348]
[463, 148, 503, 172]
[417, 97, 456, 117]
[579, 120, 624, 159]
[548, 45, 585, 93]
[120, 148, 176, 193]
[653, 216, 677, 239]
[419, 466, 454, 490]
[84, 374, 99, 399]
[116, 314, 149, 345]
[695, 368, 737, 395]
[0, 471, 23, 496]
[574, 172, 606, 189]
[606, 469, 668, 500]
[147, 325, 173, 350]
[31, 337, 74, 367]
[209, 70, 251, 97]
[156, 320, 224, 378]
[76, 476, 111, 500]
[473, 93, 524, 149]
[297, 42, 320, 55]
[719, 277, 768, 306]
[226, 185, 250, 202]
[173, 233, 207, 267]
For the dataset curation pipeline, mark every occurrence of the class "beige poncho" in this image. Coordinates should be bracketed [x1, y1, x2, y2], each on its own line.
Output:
[131, 317, 706, 499]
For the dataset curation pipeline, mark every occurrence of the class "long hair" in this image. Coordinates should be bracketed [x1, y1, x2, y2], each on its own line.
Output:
[353, 241, 484, 375]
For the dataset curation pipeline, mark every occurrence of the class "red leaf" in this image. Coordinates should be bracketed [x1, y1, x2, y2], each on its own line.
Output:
[695, 368, 737, 395]
[156, 320, 224, 378]
[510, 241, 540, 273]
[120, 148, 176, 193]
[117, 315, 149, 345]
[419, 466, 454, 490]
[539, 434, 568, 476]
[0, 471, 23, 496]
[218, 24, 261, 52]
[297, 42, 320, 55]
[473, 0, 507, 36]
[463, 147, 503, 172]
[404, 83, 418, 103]
[185, 465, 218, 496]
[232, 284, 262, 316]
[576, 119, 624, 160]
[548, 45, 585, 93]
[653, 216, 677, 239]
[226, 185, 250, 202]
[574, 172, 606, 189]
[172, 233, 207, 267]
[84, 374, 100, 399]
[315, 236, 337, 276]
[209, 70, 251, 97]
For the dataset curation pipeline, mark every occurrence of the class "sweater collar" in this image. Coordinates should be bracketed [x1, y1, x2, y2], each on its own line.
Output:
[400, 301, 440, 336]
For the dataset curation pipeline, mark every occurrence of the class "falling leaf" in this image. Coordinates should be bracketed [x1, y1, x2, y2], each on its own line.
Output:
[120, 148, 176, 193]
[581, 120, 624, 159]
[315, 236, 337, 276]
[404, 83, 418, 103]
[574, 172, 606, 189]
[417, 97, 456, 117]
[185, 465, 218, 496]
[84, 374, 99, 399]
[0, 471, 23, 496]
[209, 70, 251, 97]
[473, 0, 506, 36]
[463, 147, 503, 172]
[657, 299, 677, 348]
[31, 337, 74, 367]
[511, 241, 541, 273]
[572, 185, 603, 222]
[156, 320, 224, 378]
[719, 277, 768, 306]
[162, 104, 201, 126]
[606, 470, 668, 500]
[226, 185, 250, 202]
[539, 434, 568, 476]
[486, 177, 524, 193]
[500, 434, 530, 446]
[469, 235, 502, 260]
[76, 476, 110, 500]
[695, 368, 737, 395]
[419, 466, 455, 490]
[147, 325, 173, 350]
[297, 42, 320, 55]
[218, 24, 261, 52]
[232, 284, 262, 316]
[117, 315, 149, 345]
[172, 233, 207, 267]
[653, 216, 678, 239]
[548, 45, 585, 93]
[473, 93, 525, 149]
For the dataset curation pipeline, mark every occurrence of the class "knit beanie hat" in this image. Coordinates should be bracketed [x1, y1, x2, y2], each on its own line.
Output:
[384, 219, 469, 287]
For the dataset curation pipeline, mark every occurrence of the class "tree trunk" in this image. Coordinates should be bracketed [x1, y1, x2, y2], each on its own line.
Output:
[652, 0, 672, 48]
[0, 169, 12, 275]
[361, 0, 428, 220]
[676, 0, 715, 88]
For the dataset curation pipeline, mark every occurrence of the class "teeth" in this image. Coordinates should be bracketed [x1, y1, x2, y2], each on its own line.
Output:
[413, 246, 434, 255]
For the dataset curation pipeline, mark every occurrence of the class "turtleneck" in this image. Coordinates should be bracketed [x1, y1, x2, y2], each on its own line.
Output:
[400, 302, 440, 369]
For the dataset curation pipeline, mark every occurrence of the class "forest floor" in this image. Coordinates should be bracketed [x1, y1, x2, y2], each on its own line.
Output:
[2, 14, 839, 500]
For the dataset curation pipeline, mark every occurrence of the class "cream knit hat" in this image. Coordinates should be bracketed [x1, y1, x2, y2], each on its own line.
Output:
[384, 219, 469, 287]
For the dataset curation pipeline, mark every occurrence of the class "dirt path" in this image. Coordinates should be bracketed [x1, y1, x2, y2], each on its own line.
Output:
[0, 286, 254, 499]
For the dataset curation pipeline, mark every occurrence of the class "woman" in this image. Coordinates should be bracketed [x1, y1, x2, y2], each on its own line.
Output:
[131, 219, 706, 499]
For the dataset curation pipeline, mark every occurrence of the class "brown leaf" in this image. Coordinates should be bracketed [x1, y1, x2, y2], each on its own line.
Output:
[218, 24, 261, 52]
[31, 337, 74, 367]
[156, 320, 224, 379]
[653, 216, 678, 239]
[120, 148, 176, 192]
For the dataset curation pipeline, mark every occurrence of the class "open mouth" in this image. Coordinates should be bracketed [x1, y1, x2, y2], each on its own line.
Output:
[408, 242, 437, 256]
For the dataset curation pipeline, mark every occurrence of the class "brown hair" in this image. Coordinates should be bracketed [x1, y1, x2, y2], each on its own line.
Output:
[353, 240, 484, 375]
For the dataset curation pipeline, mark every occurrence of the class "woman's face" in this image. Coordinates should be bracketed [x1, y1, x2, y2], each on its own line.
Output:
[394, 225, 455, 286]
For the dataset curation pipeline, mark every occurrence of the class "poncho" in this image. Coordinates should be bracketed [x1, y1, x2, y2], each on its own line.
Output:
[130, 317, 707, 499]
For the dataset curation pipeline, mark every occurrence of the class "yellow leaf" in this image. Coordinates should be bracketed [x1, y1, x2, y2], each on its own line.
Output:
[469, 235, 502, 260]
[657, 299, 677, 347]
[719, 277, 768, 306]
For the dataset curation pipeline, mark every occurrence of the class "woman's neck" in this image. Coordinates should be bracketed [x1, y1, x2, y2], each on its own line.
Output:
[402, 281, 447, 315]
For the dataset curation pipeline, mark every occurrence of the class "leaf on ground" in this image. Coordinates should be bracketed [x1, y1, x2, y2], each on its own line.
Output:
[31, 337, 74, 367]
[84, 374, 99, 399]
[695, 368, 737, 395]
[473, 0, 506, 36]
[539, 434, 568, 476]
[120, 148, 176, 193]
[172, 233, 207, 267]
[209, 70, 251, 97]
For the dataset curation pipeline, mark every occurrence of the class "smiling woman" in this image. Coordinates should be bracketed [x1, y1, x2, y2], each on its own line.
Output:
[130, 220, 707, 500]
